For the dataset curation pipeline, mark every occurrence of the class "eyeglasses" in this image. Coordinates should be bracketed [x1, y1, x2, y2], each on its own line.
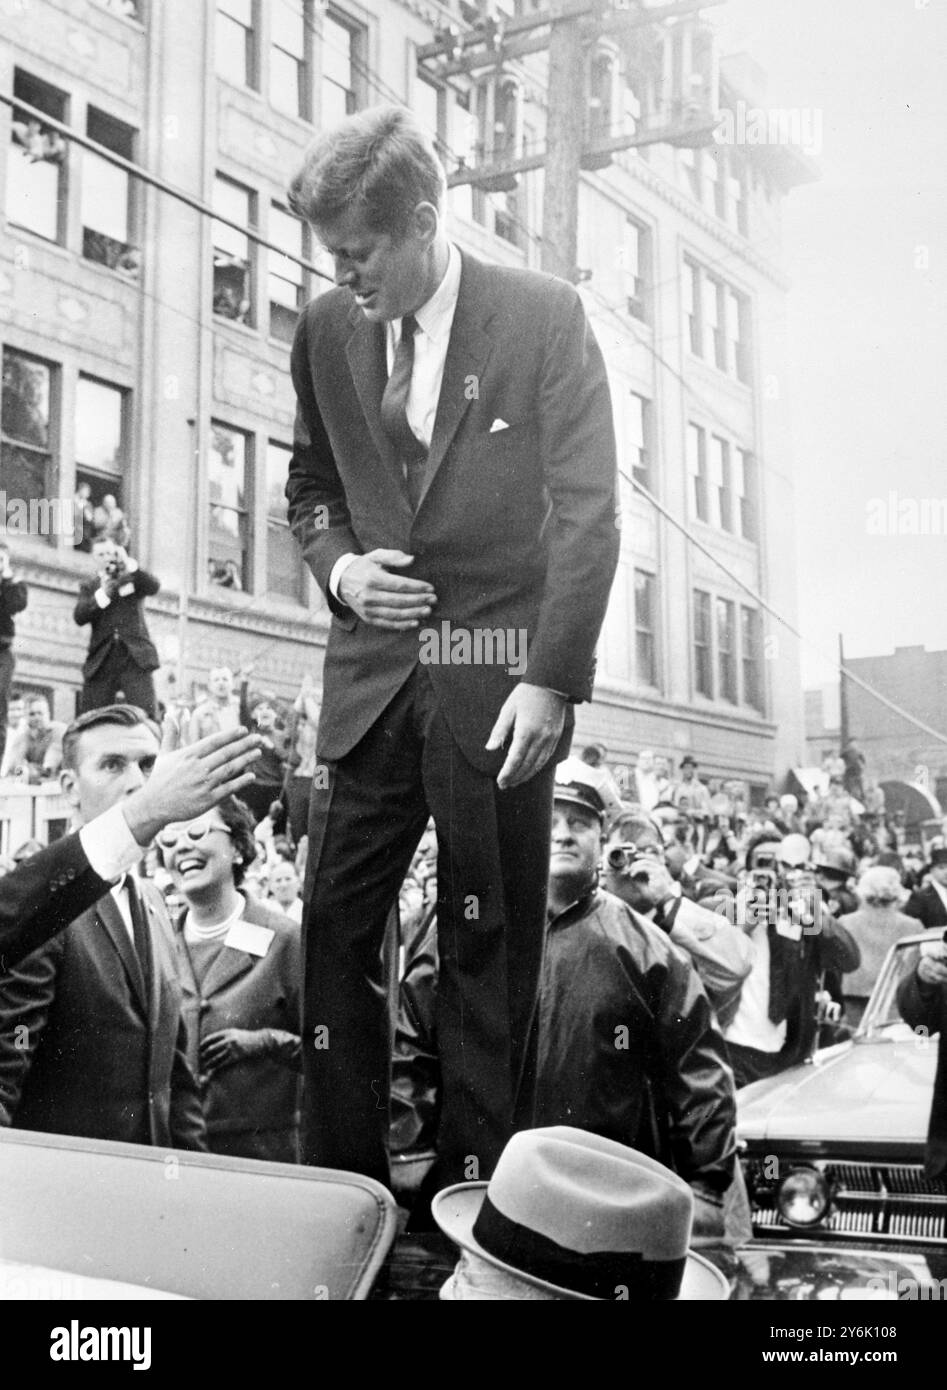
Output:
[157, 821, 233, 850]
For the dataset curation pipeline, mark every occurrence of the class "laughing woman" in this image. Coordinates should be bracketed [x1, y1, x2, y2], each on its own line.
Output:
[159, 795, 302, 1163]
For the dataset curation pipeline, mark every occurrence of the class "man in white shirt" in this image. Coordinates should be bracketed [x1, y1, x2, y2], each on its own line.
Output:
[0, 708, 261, 1146]
[285, 105, 618, 1193]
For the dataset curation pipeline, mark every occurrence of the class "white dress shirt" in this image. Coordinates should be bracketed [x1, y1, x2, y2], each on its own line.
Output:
[329, 243, 463, 601]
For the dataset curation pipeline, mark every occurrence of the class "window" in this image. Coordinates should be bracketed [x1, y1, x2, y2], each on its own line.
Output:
[634, 570, 656, 686]
[679, 147, 701, 200]
[621, 217, 648, 322]
[729, 151, 748, 236]
[709, 435, 731, 531]
[76, 377, 126, 513]
[268, 204, 306, 343]
[729, 289, 751, 384]
[685, 257, 751, 384]
[82, 108, 138, 277]
[265, 441, 306, 602]
[693, 590, 712, 697]
[683, 257, 702, 357]
[271, 0, 309, 118]
[706, 145, 722, 216]
[735, 448, 757, 541]
[416, 75, 442, 152]
[208, 424, 250, 589]
[217, 0, 255, 87]
[716, 597, 736, 703]
[213, 175, 254, 325]
[322, 11, 363, 124]
[93, 0, 140, 17]
[705, 275, 726, 369]
[7, 71, 67, 243]
[628, 392, 649, 488]
[686, 423, 707, 522]
[741, 606, 764, 712]
[1, 349, 56, 534]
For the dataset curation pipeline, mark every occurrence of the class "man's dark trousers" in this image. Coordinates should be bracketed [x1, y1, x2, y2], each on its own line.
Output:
[0, 646, 13, 765]
[301, 663, 560, 1188]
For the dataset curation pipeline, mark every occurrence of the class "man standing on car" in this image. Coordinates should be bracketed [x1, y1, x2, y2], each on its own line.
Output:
[285, 104, 618, 1193]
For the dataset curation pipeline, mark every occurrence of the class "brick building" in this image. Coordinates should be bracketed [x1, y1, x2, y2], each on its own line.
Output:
[1, 0, 808, 794]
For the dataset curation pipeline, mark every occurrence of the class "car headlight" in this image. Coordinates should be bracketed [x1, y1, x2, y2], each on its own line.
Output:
[776, 1166, 832, 1227]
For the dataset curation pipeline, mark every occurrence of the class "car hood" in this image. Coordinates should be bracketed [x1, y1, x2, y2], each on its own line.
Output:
[738, 1033, 936, 1148]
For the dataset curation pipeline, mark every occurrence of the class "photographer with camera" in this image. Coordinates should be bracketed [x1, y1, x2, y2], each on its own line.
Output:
[897, 931, 947, 1179]
[602, 805, 753, 1027]
[722, 832, 859, 1086]
[74, 535, 161, 719]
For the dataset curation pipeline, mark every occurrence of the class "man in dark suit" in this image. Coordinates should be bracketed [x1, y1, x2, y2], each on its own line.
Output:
[0, 722, 264, 971]
[0, 542, 27, 765]
[0, 706, 261, 1148]
[285, 106, 619, 1191]
[897, 934, 947, 1178]
[74, 538, 161, 718]
[905, 847, 947, 929]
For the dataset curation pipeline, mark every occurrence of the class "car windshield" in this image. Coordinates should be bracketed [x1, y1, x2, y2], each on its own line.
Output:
[859, 937, 942, 1037]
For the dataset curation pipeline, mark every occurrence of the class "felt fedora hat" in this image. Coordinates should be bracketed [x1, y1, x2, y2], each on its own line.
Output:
[432, 1126, 728, 1301]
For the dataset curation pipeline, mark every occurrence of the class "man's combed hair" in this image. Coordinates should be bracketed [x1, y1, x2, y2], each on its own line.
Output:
[287, 104, 447, 237]
[61, 703, 160, 771]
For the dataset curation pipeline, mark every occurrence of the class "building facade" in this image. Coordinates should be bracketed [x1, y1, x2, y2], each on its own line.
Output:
[1, 0, 807, 795]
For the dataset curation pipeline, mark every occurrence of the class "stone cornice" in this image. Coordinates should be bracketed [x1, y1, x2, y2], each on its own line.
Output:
[584, 159, 791, 292]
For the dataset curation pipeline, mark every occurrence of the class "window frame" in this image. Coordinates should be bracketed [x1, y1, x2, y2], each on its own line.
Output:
[74, 373, 129, 516]
[264, 438, 307, 604]
[634, 568, 657, 688]
[693, 588, 713, 698]
[7, 69, 69, 247]
[216, 0, 258, 90]
[81, 106, 138, 276]
[0, 346, 60, 547]
[207, 420, 252, 592]
[212, 173, 256, 329]
[321, 7, 366, 124]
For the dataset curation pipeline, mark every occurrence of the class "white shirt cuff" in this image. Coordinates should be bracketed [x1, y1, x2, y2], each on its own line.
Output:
[78, 802, 146, 882]
[94, 587, 111, 609]
[328, 553, 358, 602]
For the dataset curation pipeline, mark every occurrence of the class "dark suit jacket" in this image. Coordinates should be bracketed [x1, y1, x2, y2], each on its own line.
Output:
[0, 831, 115, 970]
[0, 876, 206, 1150]
[0, 575, 27, 645]
[904, 884, 947, 931]
[74, 569, 161, 680]
[286, 250, 619, 772]
[173, 895, 301, 1151]
[897, 970, 947, 1178]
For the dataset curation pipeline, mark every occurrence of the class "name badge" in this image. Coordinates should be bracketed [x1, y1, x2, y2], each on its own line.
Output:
[224, 920, 274, 957]
[118, 581, 135, 597]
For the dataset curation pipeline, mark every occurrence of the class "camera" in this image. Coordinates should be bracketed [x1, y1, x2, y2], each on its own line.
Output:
[605, 844, 659, 879]
[104, 559, 122, 577]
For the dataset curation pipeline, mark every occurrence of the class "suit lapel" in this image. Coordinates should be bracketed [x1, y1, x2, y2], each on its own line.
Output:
[200, 943, 254, 999]
[418, 254, 495, 510]
[96, 890, 148, 1017]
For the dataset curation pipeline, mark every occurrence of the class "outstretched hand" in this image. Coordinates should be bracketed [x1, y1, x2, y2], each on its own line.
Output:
[124, 726, 263, 847]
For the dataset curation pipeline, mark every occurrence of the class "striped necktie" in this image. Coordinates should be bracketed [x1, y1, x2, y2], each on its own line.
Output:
[381, 313, 427, 509]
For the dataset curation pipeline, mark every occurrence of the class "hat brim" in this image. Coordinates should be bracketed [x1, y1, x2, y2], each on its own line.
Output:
[552, 788, 605, 821]
[432, 1182, 729, 1301]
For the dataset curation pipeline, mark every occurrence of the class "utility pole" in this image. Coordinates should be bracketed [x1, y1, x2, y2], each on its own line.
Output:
[421, 1, 723, 283]
[838, 632, 850, 750]
[540, 7, 586, 280]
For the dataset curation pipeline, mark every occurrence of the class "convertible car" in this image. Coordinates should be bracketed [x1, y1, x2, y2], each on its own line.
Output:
[732, 932, 947, 1300]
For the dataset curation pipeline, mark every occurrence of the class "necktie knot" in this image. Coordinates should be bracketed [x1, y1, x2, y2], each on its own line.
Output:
[401, 312, 419, 341]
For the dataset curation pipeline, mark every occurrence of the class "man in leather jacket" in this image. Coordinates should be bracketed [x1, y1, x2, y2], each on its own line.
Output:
[391, 762, 740, 1241]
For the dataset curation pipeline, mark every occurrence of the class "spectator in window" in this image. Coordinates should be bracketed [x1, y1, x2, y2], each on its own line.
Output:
[74, 538, 161, 719]
[0, 544, 27, 766]
[72, 483, 96, 552]
[5, 693, 26, 748]
[161, 794, 302, 1163]
[0, 695, 65, 782]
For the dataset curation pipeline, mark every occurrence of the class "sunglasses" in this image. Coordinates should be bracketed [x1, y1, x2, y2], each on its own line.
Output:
[157, 821, 233, 850]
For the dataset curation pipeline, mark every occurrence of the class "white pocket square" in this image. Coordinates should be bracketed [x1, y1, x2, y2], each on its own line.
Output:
[489, 418, 510, 433]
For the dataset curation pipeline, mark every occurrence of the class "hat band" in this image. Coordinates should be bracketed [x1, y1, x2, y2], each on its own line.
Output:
[473, 1194, 686, 1300]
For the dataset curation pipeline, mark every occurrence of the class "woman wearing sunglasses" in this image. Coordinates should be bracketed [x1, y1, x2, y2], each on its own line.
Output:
[159, 795, 302, 1163]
